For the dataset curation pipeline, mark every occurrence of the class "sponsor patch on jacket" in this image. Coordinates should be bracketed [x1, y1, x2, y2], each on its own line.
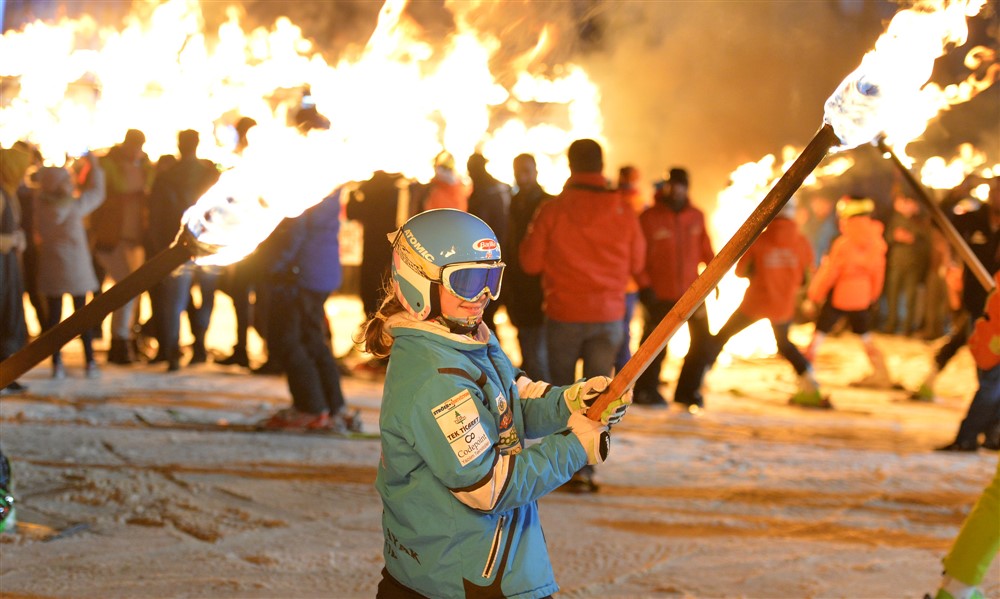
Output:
[495, 391, 521, 455]
[433, 390, 490, 466]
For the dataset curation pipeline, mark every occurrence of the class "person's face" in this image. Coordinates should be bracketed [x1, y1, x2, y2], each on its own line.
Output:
[894, 196, 917, 217]
[438, 285, 488, 324]
[670, 182, 688, 202]
[812, 197, 833, 219]
[513, 158, 537, 189]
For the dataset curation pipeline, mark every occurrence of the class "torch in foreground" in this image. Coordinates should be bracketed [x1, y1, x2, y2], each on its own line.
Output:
[0, 175, 285, 389]
[876, 137, 996, 293]
[587, 0, 990, 421]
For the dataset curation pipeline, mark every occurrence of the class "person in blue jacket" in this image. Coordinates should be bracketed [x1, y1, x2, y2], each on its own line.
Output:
[362, 208, 633, 598]
[259, 187, 359, 432]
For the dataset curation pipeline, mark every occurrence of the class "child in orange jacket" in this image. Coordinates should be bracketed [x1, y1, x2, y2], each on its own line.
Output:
[805, 196, 895, 388]
[695, 198, 823, 406]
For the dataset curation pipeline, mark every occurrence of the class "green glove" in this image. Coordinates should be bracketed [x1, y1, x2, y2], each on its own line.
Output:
[563, 376, 633, 426]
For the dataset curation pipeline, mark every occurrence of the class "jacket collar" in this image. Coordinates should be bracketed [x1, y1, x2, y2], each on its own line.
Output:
[387, 312, 491, 349]
[564, 172, 608, 191]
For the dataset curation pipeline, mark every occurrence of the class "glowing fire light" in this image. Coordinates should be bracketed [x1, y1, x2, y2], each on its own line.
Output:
[703, 0, 995, 362]
[0, 0, 604, 265]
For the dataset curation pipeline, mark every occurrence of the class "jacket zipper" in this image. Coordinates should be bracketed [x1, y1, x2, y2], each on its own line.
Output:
[481, 514, 507, 579]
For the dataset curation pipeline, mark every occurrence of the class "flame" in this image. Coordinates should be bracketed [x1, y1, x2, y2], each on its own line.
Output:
[824, 0, 990, 153]
[0, 0, 604, 264]
[916, 142, 991, 189]
[698, 0, 995, 362]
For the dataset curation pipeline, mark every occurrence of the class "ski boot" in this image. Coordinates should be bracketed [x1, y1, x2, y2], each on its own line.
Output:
[0, 488, 15, 534]
[789, 389, 832, 409]
[925, 578, 986, 599]
[560, 466, 599, 494]
[909, 382, 935, 402]
[259, 408, 330, 432]
[326, 408, 364, 434]
[0, 452, 14, 534]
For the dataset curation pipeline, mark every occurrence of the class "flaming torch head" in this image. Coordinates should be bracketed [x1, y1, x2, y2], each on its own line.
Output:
[823, 0, 988, 151]
[178, 171, 286, 266]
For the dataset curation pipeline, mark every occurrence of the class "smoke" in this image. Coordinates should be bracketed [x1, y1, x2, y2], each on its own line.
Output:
[407, 1, 995, 210]
[572, 1, 898, 210]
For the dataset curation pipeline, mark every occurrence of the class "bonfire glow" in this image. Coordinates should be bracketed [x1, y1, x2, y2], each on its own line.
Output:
[0, 0, 604, 265]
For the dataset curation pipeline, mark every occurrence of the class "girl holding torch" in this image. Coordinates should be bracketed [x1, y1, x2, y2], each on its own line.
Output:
[362, 208, 632, 597]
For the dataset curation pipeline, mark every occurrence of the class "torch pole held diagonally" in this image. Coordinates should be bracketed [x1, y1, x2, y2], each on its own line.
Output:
[875, 137, 996, 293]
[0, 232, 204, 389]
[587, 123, 842, 421]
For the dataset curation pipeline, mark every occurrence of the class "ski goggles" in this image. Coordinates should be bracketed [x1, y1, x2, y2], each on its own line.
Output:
[441, 262, 505, 302]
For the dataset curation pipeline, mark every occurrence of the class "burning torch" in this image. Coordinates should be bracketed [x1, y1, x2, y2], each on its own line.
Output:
[0, 174, 285, 388]
[587, 0, 991, 421]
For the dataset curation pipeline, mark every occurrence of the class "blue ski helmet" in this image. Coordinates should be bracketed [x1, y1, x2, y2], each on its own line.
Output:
[389, 209, 502, 320]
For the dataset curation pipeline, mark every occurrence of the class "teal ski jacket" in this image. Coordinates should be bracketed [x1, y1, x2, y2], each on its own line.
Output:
[376, 313, 587, 598]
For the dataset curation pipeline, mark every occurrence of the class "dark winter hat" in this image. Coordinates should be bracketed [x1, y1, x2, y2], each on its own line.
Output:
[667, 167, 689, 186]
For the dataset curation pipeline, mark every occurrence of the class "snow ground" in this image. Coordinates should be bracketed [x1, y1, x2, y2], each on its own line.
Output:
[0, 296, 997, 598]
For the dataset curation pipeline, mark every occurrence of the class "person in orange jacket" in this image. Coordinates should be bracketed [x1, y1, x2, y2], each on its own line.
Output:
[421, 151, 467, 213]
[693, 197, 824, 406]
[805, 195, 894, 388]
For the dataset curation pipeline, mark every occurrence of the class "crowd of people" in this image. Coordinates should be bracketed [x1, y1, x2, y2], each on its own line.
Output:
[0, 130, 997, 442]
[0, 130, 997, 597]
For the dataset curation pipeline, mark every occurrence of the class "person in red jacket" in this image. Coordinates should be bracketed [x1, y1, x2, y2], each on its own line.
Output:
[805, 195, 894, 388]
[692, 197, 824, 406]
[520, 138, 646, 492]
[633, 167, 715, 409]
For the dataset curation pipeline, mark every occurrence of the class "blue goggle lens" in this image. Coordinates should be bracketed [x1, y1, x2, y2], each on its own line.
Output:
[443, 263, 504, 301]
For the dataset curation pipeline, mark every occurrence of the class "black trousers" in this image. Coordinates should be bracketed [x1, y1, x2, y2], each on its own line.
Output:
[704, 311, 810, 376]
[271, 285, 345, 415]
[634, 297, 710, 401]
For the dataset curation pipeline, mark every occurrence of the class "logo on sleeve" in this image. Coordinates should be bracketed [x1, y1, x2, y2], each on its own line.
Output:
[494, 391, 521, 455]
[432, 390, 490, 466]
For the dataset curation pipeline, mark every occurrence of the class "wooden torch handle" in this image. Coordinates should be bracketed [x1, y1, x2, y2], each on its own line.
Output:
[587, 123, 842, 420]
[0, 241, 195, 388]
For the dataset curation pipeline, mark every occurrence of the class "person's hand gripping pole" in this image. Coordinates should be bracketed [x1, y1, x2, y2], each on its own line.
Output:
[564, 376, 633, 465]
[564, 376, 632, 425]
